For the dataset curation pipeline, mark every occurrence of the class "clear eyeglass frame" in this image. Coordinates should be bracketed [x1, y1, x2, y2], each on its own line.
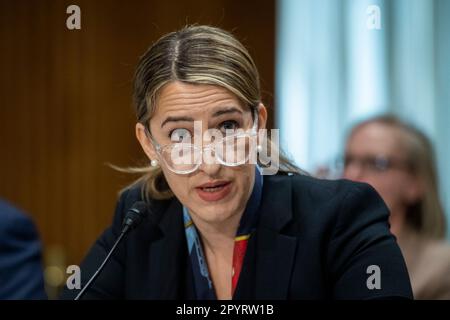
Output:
[144, 108, 259, 175]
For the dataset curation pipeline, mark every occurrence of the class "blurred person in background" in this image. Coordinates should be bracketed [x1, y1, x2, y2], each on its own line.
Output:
[343, 115, 450, 299]
[0, 199, 47, 299]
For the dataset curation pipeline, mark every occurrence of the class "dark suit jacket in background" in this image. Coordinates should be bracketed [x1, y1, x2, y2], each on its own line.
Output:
[61, 174, 413, 299]
[0, 200, 47, 299]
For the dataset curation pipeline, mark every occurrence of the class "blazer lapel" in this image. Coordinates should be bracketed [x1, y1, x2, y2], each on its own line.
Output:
[234, 175, 298, 299]
[252, 226, 298, 299]
[144, 198, 191, 299]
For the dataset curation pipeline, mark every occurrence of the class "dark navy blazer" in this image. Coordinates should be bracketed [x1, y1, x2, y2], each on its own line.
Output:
[61, 174, 413, 300]
[0, 200, 47, 299]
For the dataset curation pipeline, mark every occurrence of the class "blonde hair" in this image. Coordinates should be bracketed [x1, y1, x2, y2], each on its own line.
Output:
[125, 25, 301, 201]
[351, 115, 447, 239]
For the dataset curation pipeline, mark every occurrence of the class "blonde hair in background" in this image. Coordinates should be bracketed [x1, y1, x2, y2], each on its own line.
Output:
[350, 115, 447, 240]
[120, 25, 301, 201]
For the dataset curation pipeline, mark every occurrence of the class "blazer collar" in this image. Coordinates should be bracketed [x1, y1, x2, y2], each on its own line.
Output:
[147, 173, 295, 235]
[258, 174, 294, 231]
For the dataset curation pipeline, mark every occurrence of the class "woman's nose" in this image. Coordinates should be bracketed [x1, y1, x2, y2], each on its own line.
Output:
[198, 161, 222, 176]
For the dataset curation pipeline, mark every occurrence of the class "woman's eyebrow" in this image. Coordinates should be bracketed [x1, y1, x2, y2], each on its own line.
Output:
[161, 116, 194, 128]
[212, 107, 243, 117]
[161, 107, 243, 128]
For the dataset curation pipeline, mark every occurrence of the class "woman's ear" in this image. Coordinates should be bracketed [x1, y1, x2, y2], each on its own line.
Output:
[257, 103, 268, 130]
[135, 123, 157, 161]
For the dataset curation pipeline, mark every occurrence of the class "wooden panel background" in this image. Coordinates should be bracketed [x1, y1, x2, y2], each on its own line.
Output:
[0, 0, 275, 293]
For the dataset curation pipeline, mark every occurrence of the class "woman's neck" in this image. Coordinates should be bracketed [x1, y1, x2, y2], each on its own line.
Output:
[191, 210, 242, 255]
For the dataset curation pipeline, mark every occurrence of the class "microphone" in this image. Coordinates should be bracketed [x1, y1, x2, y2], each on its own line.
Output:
[74, 201, 148, 300]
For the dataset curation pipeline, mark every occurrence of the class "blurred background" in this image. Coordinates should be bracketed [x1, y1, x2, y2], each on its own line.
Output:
[0, 0, 448, 298]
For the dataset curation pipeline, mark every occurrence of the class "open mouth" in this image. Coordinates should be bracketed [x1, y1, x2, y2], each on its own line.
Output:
[195, 181, 232, 201]
[198, 181, 230, 192]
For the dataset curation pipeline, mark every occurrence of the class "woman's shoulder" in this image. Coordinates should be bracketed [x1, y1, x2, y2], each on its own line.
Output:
[406, 236, 450, 299]
[262, 173, 389, 233]
[112, 182, 174, 230]
[266, 173, 381, 206]
[116, 182, 145, 209]
[262, 174, 412, 299]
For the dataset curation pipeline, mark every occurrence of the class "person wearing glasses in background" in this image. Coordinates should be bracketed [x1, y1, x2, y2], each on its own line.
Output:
[343, 115, 450, 299]
[61, 26, 412, 300]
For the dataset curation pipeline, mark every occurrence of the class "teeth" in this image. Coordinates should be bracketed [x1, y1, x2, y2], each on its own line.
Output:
[202, 185, 225, 192]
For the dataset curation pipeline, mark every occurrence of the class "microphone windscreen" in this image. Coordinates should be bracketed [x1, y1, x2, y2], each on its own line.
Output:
[123, 201, 148, 229]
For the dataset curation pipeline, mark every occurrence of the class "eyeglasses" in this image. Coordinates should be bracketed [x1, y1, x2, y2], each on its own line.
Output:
[145, 108, 259, 175]
[342, 154, 410, 174]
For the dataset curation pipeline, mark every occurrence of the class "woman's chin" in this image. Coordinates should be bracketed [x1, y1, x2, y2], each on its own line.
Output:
[190, 202, 239, 225]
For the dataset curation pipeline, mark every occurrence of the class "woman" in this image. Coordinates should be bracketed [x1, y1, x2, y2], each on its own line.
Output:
[62, 25, 412, 299]
[344, 115, 450, 299]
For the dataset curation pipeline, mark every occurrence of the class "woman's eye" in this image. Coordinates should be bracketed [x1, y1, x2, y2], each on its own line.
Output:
[169, 128, 192, 142]
[219, 120, 239, 134]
